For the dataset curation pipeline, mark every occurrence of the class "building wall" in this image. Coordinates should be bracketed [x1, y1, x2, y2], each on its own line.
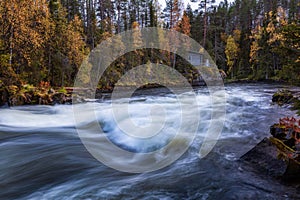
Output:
[188, 52, 203, 66]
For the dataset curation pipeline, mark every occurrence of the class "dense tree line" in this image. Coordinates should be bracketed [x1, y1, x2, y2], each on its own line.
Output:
[0, 0, 299, 89]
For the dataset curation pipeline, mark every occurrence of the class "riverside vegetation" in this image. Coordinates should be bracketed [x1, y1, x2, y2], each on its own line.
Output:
[0, 0, 299, 105]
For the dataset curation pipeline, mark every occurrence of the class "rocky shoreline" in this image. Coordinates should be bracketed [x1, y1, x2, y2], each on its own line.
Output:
[240, 138, 287, 178]
[0, 80, 293, 107]
[241, 89, 300, 181]
[0, 83, 168, 107]
[0, 83, 72, 107]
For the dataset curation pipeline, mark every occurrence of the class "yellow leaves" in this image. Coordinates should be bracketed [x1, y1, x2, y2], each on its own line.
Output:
[220, 32, 228, 42]
[225, 35, 239, 73]
[131, 21, 143, 53]
[266, 21, 275, 34]
[266, 21, 278, 45]
[233, 29, 241, 42]
[267, 11, 273, 18]
[70, 15, 84, 34]
[1, 0, 51, 67]
[64, 17, 86, 69]
[224, 29, 241, 74]
[276, 6, 288, 26]
[132, 21, 140, 29]
[225, 36, 239, 57]
[249, 23, 266, 65]
[249, 39, 260, 64]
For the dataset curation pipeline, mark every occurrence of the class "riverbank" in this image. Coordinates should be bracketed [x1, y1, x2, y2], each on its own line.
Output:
[224, 78, 289, 85]
[239, 86, 300, 181]
[0, 79, 294, 107]
[0, 83, 72, 107]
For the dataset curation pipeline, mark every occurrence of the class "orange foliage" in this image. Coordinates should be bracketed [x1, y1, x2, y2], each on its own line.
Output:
[279, 117, 300, 144]
[39, 81, 51, 89]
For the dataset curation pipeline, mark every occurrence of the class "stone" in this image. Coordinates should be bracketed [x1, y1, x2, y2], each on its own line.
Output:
[272, 90, 294, 105]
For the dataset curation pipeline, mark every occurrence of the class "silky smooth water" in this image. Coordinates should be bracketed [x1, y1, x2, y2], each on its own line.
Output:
[0, 83, 299, 199]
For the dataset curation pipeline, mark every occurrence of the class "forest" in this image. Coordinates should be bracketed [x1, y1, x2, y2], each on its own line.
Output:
[1, 1, 300, 198]
[0, 0, 299, 89]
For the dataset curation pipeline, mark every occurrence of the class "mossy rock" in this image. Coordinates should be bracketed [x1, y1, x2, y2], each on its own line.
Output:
[272, 89, 294, 105]
[270, 123, 286, 140]
[57, 87, 67, 94]
[51, 92, 72, 105]
[2, 85, 77, 106]
[9, 93, 27, 106]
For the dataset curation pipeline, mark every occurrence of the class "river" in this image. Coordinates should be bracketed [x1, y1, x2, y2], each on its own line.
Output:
[0, 83, 299, 199]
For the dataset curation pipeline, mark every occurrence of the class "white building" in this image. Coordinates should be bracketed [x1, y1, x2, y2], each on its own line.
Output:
[187, 51, 210, 67]
[188, 51, 203, 66]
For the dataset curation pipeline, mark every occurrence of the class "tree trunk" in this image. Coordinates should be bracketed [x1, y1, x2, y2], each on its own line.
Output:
[9, 26, 13, 66]
[173, 53, 176, 68]
[203, 0, 207, 48]
[214, 29, 217, 63]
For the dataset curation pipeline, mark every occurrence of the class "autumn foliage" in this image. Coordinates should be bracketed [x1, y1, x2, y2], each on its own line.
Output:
[0, 0, 299, 90]
[271, 117, 300, 162]
[278, 117, 300, 146]
[269, 118, 300, 171]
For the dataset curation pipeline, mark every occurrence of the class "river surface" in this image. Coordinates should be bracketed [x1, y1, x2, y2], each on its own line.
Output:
[0, 83, 300, 199]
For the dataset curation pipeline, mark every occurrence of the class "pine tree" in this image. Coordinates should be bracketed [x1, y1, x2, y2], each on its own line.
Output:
[149, 0, 159, 27]
[61, 0, 81, 21]
[192, 0, 216, 47]
[164, 0, 183, 29]
[48, 0, 87, 86]
[249, 10, 283, 80]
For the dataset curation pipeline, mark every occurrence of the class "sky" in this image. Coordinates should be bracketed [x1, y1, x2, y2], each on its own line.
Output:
[158, 0, 235, 10]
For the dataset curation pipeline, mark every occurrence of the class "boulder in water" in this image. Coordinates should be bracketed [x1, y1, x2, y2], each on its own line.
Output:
[243, 117, 300, 180]
[272, 89, 294, 105]
[240, 138, 287, 178]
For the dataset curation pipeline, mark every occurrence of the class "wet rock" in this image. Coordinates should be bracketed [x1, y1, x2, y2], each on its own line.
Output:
[283, 158, 300, 180]
[48, 88, 55, 94]
[270, 123, 297, 148]
[71, 94, 86, 104]
[9, 93, 26, 106]
[51, 93, 67, 105]
[242, 130, 300, 181]
[240, 138, 287, 177]
[268, 119, 300, 180]
[270, 124, 286, 140]
[272, 89, 294, 105]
